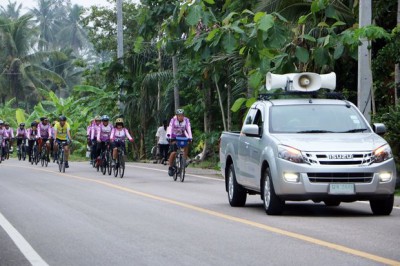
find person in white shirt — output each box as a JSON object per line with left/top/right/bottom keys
{"left": 156, "top": 120, "right": 169, "bottom": 164}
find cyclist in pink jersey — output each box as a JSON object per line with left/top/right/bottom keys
{"left": 16, "top": 123, "right": 28, "bottom": 150}
{"left": 167, "top": 109, "right": 193, "bottom": 176}
{"left": 38, "top": 117, "right": 52, "bottom": 161}
{"left": 110, "top": 118, "right": 133, "bottom": 165}
{"left": 27, "top": 122, "right": 39, "bottom": 162}
{"left": 0, "top": 120, "right": 9, "bottom": 160}
{"left": 96, "top": 115, "right": 113, "bottom": 160}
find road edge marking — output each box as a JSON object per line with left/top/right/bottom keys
{"left": 0, "top": 211, "right": 49, "bottom": 266}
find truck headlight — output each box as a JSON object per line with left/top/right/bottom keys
{"left": 372, "top": 144, "right": 392, "bottom": 164}
{"left": 278, "top": 145, "right": 306, "bottom": 164}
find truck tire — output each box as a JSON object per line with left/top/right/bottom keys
{"left": 227, "top": 164, "right": 247, "bottom": 207}
{"left": 262, "top": 168, "right": 284, "bottom": 215}
{"left": 370, "top": 194, "right": 394, "bottom": 215}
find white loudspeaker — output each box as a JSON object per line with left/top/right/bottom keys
{"left": 292, "top": 73, "right": 321, "bottom": 92}
{"left": 266, "top": 72, "right": 288, "bottom": 91}
{"left": 320, "top": 72, "right": 336, "bottom": 90}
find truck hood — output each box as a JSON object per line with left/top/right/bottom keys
{"left": 272, "top": 133, "right": 387, "bottom": 152}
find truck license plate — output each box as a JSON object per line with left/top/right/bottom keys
{"left": 329, "top": 184, "right": 355, "bottom": 195}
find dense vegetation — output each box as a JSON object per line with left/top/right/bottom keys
{"left": 0, "top": 0, "right": 399, "bottom": 168}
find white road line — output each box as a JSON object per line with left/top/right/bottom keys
{"left": 0, "top": 211, "right": 49, "bottom": 266}
{"left": 126, "top": 164, "right": 224, "bottom": 182}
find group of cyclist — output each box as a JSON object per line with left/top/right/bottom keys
{"left": 86, "top": 115, "right": 134, "bottom": 168}
{"left": 0, "top": 116, "right": 72, "bottom": 167}
{"left": 0, "top": 108, "right": 193, "bottom": 178}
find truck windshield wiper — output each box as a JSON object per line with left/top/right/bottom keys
{"left": 341, "top": 128, "right": 368, "bottom": 133}
{"left": 296, "top": 130, "right": 334, "bottom": 133}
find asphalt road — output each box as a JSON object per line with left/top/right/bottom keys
{"left": 0, "top": 158, "right": 399, "bottom": 266}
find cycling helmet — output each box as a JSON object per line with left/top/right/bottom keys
{"left": 31, "top": 122, "right": 38, "bottom": 127}
{"left": 20, "top": 123, "right": 25, "bottom": 127}
{"left": 59, "top": 115, "right": 67, "bottom": 121}
{"left": 115, "top": 118, "right": 124, "bottom": 125}
{"left": 101, "top": 115, "right": 110, "bottom": 121}
{"left": 94, "top": 115, "right": 101, "bottom": 121}
{"left": 4, "top": 122, "right": 9, "bottom": 126}
{"left": 43, "top": 117, "right": 49, "bottom": 121}
{"left": 0, "top": 120, "right": 3, "bottom": 124}
{"left": 40, "top": 117, "right": 45, "bottom": 122}
{"left": 176, "top": 109, "right": 184, "bottom": 115}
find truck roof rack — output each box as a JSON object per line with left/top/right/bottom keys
{"left": 257, "top": 91, "right": 346, "bottom": 101}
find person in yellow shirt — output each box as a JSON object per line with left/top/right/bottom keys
{"left": 54, "top": 115, "right": 72, "bottom": 168}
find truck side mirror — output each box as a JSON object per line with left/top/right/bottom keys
{"left": 242, "top": 124, "right": 260, "bottom": 137}
{"left": 373, "top": 123, "right": 386, "bottom": 135}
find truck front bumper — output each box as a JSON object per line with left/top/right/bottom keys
{"left": 273, "top": 158, "right": 397, "bottom": 201}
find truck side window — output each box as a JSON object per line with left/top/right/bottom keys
{"left": 253, "top": 110, "right": 263, "bottom": 136}
{"left": 245, "top": 109, "right": 256, "bottom": 125}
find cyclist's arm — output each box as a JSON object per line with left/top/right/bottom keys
{"left": 125, "top": 128, "right": 134, "bottom": 142}
{"left": 37, "top": 125, "right": 42, "bottom": 138}
{"left": 53, "top": 126, "right": 58, "bottom": 140}
{"left": 66, "top": 128, "right": 72, "bottom": 141}
{"left": 167, "top": 118, "right": 174, "bottom": 139}
{"left": 185, "top": 118, "right": 193, "bottom": 139}
{"left": 110, "top": 128, "right": 115, "bottom": 141}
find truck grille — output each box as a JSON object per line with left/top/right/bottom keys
{"left": 307, "top": 172, "right": 373, "bottom": 183}
{"left": 304, "top": 152, "right": 373, "bottom": 166}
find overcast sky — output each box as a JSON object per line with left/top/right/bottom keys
{"left": 0, "top": 0, "right": 140, "bottom": 11}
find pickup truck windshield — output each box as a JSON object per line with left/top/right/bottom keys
{"left": 269, "top": 104, "right": 371, "bottom": 134}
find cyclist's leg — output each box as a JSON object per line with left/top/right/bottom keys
{"left": 168, "top": 142, "right": 178, "bottom": 176}
{"left": 112, "top": 142, "right": 118, "bottom": 160}
{"left": 27, "top": 140, "right": 34, "bottom": 161}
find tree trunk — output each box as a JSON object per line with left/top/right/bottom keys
{"left": 214, "top": 75, "right": 227, "bottom": 131}
{"left": 200, "top": 83, "right": 212, "bottom": 161}
{"left": 157, "top": 48, "right": 162, "bottom": 121}
{"left": 172, "top": 56, "right": 180, "bottom": 110}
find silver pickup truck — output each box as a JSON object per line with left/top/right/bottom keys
{"left": 219, "top": 72, "right": 397, "bottom": 215}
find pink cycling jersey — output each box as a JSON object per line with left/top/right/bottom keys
{"left": 90, "top": 124, "right": 101, "bottom": 140}
{"left": 16, "top": 128, "right": 28, "bottom": 138}
{"left": 0, "top": 127, "right": 9, "bottom": 142}
{"left": 110, "top": 128, "right": 133, "bottom": 142}
{"left": 27, "top": 128, "right": 39, "bottom": 139}
{"left": 38, "top": 123, "right": 51, "bottom": 139}
{"left": 4, "top": 127, "right": 14, "bottom": 139}
{"left": 167, "top": 116, "right": 192, "bottom": 139}
{"left": 97, "top": 124, "right": 114, "bottom": 142}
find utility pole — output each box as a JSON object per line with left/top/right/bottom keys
{"left": 117, "top": 0, "right": 124, "bottom": 113}
{"left": 358, "top": 0, "right": 373, "bottom": 122}
{"left": 117, "top": 0, "right": 123, "bottom": 62}
{"left": 395, "top": 0, "right": 400, "bottom": 106}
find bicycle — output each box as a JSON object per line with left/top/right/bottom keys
{"left": 17, "top": 138, "right": 27, "bottom": 161}
{"left": 3, "top": 139, "right": 11, "bottom": 160}
{"left": 57, "top": 140, "right": 69, "bottom": 173}
{"left": 40, "top": 140, "right": 49, "bottom": 167}
{"left": 100, "top": 141, "right": 112, "bottom": 176}
{"left": 113, "top": 139, "right": 127, "bottom": 178}
{"left": 172, "top": 137, "right": 189, "bottom": 182}
{"left": 30, "top": 139, "right": 40, "bottom": 165}
{"left": 0, "top": 136, "right": 3, "bottom": 163}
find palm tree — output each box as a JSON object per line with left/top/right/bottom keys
{"left": 56, "top": 4, "right": 88, "bottom": 53}
{"left": 0, "top": 0, "right": 22, "bottom": 19}
{"left": 29, "top": 0, "right": 60, "bottom": 51}
{"left": 0, "top": 14, "right": 66, "bottom": 109}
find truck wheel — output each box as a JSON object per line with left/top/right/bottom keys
{"left": 370, "top": 194, "right": 394, "bottom": 215}
{"left": 227, "top": 164, "right": 247, "bottom": 207}
{"left": 324, "top": 200, "right": 341, "bottom": 207}
{"left": 263, "top": 168, "right": 284, "bottom": 215}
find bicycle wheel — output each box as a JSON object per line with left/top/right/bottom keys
{"left": 22, "top": 145, "right": 26, "bottom": 161}
{"left": 18, "top": 145, "right": 22, "bottom": 160}
{"left": 119, "top": 152, "right": 125, "bottom": 178}
{"left": 58, "top": 151, "right": 63, "bottom": 172}
{"left": 113, "top": 152, "right": 118, "bottom": 177}
{"left": 179, "top": 155, "right": 186, "bottom": 182}
{"left": 101, "top": 154, "right": 106, "bottom": 175}
{"left": 61, "top": 152, "right": 66, "bottom": 173}
{"left": 107, "top": 152, "right": 112, "bottom": 176}
{"left": 41, "top": 150, "right": 45, "bottom": 167}
{"left": 173, "top": 155, "right": 179, "bottom": 181}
